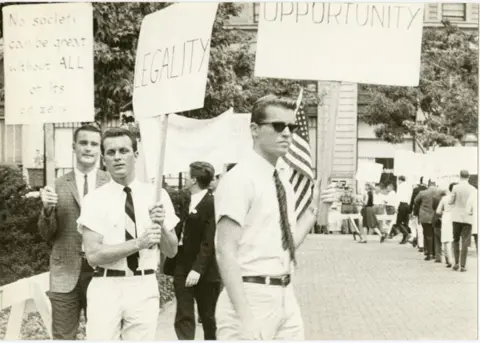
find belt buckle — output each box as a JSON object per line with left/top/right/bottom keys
{"left": 281, "top": 275, "right": 288, "bottom": 286}
{"left": 264, "top": 276, "right": 271, "bottom": 285}
{"left": 126, "top": 269, "right": 134, "bottom": 277}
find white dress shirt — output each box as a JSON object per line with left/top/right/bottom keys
{"left": 179, "top": 189, "right": 208, "bottom": 246}
{"left": 396, "top": 182, "right": 412, "bottom": 204}
{"left": 74, "top": 168, "right": 97, "bottom": 205}
{"left": 385, "top": 190, "right": 398, "bottom": 208}
{"left": 77, "top": 179, "right": 179, "bottom": 270}
{"left": 214, "top": 151, "right": 296, "bottom": 277}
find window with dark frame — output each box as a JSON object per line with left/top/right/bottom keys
{"left": 441, "top": 3, "right": 467, "bottom": 21}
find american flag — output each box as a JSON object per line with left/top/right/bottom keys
{"left": 283, "top": 89, "right": 314, "bottom": 219}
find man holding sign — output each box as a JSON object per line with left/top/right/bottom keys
{"left": 214, "top": 95, "right": 337, "bottom": 340}
{"left": 77, "top": 128, "right": 179, "bottom": 340}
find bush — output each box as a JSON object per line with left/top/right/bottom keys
{"left": 0, "top": 164, "right": 49, "bottom": 286}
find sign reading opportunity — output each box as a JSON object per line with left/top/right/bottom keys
{"left": 3, "top": 3, "right": 94, "bottom": 124}
{"left": 255, "top": 2, "right": 424, "bottom": 86}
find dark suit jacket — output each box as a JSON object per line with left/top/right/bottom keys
{"left": 38, "top": 170, "right": 110, "bottom": 293}
{"left": 410, "top": 184, "right": 427, "bottom": 215}
{"left": 164, "top": 191, "right": 220, "bottom": 282}
{"left": 414, "top": 187, "right": 442, "bottom": 224}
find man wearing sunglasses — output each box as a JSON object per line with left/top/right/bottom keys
{"left": 214, "top": 94, "right": 337, "bottom": 340}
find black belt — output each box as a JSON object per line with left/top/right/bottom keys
{"left": 242, "top": 275, "right": 291, "bottom": 287}
{"left": 93, "top": 267, "right": 155, "bottom": 277}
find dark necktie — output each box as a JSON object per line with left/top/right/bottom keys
{"left": 83, "top": 174, "right": 88, "bottom": 197}
{"left": 273, "top": 170, "right": 296, "bottom": 265}
{"left": 124, "top": 187, "right": 139, "bottom": 272}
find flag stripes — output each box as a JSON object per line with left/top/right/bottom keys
{"left": 284, "top": 90, "right": 314, "bottom": 219}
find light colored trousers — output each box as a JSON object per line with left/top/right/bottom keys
{"left": 216, "top": 282, "right": 304, "bottom": 340}
{"left": 86, "top": 274, "right": 159, "bottom": 340}
{"left": 410, "top": 216, "right": 424, "bottom": 248}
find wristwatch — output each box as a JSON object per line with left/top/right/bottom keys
{"left": 308, "top": 206, "right": 318, "bottom": 216}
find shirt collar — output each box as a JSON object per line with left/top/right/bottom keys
{"left": 191, "top": 189, "right": 208, "bottom": 208}
{"left": 250, "top": 150, "right": 277, "bottom": 177}
{"left": 74, "top": 167, "right": 96, "bottom": 180}
{"left": 109, "top": 178, "right": 141, "bottom": 194}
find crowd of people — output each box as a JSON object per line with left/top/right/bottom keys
{"left": 38, "top": 95, "right": 338, "bottom": 341}
{"left": 337, "top": 172, "right": 478, "bottom": 273}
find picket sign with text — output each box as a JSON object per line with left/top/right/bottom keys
{"left": 3, "top": 3, "right": 94, "bottom": 124}
{"left": 3, "top": 3, "right": 94, "bottom": 188}
{"left": 255, "top": 2, "right": 424, "bottom": 86}
{"left": 133, "top": 3, "right": 217, "bottom": 205}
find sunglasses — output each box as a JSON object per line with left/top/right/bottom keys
{"left": 257, "top": 121, "right": 299, "bottom": 133}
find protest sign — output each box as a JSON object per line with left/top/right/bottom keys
{"left": 139, "top": 109, "right": 252, "bottom": 181}
{"left": 255, "top": 2, "right": 424, "bottom": 86}
{"left": 3, "top": 3, "right": 94, "bottom": 124}
{"left": 133, "top": 3, "right": 218, "bottom": 119}
{"left": 356, "top": 160, "right": 383, "bottom": 183}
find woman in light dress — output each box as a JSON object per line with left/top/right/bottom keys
{"left": 436, "top": 183, "right": 457, "bottom": 268}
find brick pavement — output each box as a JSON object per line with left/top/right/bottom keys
{"left": 156, "top": 234, "right": 478, "bottom": 340}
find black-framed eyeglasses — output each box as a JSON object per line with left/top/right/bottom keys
{"left": 257, "top": 121, "right": 299, "bottom": 133}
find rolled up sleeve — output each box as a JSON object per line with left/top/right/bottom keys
{"left": 161, "top": 188, "right": 179, "bottom": 232}
{"left": 214, "top": 172, "right": 252, "bottom": 228}
{"left": 77, "top": 192, "right": 105, "bottom": 236}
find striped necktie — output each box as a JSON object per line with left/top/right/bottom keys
{"left": 83, "top": 174, "right": 88, "bottom": 197}
{"left": 124, "top": 186, "right": 139, "bottom": 272}
{"left": 273, "top": 170, "right": 296, "bottom": 265}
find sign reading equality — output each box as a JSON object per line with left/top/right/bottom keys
{"left": 3, "top": 3, "right": 94, "bottom": 124}
{"left": 255, "top": 2, "right": 424, "bottom": 86}
{"left": 133, "top": 3, "right": 218, "bottom": 119}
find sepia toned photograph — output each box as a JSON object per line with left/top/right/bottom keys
{"left": 0, "top": 1, "right": 477, "bottom": 341}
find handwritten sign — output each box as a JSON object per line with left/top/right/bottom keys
{"left": 133, "top": 3, "right": 218, "bottom": 119}
{"left": 3, "top": 3, "right": 94, "bottom": 124}
{"left": 255, "top": 2, "right": 424, "bottom": 86}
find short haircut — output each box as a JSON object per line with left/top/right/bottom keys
{"left": 399, "top": 176, "right": 406, "bottom": 182}
{"left": 101, "top": 127, "right": 137, "bottom": 155}
{"left": 460, "top": 170, "right": 470, "bottom": 179}
{"left": 251, "top": 95, "right": 297, "bottom": 124}
{"left": 226, "top": 163, "right": 237, "bottom": 172}
{"left": 190, "top": 161, "right": 214, "bottom": 189}
{"left": 449, "top": 182, "right": 458, "bottom": 192}
{"left": 73, "top": 124, "right": 102, "bottom": 143}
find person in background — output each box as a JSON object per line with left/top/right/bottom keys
{"left": 383, "top": 182, "right": 398, "bottom": 243}
{"left": 358, "top": 183, "right": 380, "bottom": 243}
{"left": 395, "top": 176, "right": 414, "bottom": 245}
{"left": 372, "top": 183, "right": 387, "bottom": 240}
{"left": 466, "top": 191, "right": 478, "bottom": 255}
{"left": 449, "top": 170, "right": 477, "bottom": 272}
{"left": 410, "top": 177, "right": 428, "bottom": 253}
{"left": 436, "top": 183, "right": 456, "bottom": 268}
{"left": 414, "top": 180, "right": 442, "bottom": 262}
{"left": 165, "top": 161, "right": 221, "bottom": 340}
{"left": 38, "top": 124, "right": 110, "bottom": 340}
{"left": 78, "top": 128, "right": 179, "bottom": 340}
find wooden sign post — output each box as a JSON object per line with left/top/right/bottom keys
{"left": 316, "top": 81, "right": 341, "bottom": 229}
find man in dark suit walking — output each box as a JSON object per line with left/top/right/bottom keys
{"left": 164, "top": 161, "right": 221, "bottom": 340}
{"left": 38, "top": 124, "right": 110, "bottom": 339}
{"left": 414, "top": 180, "right": 443, "bottom": 261}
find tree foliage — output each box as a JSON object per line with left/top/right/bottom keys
{"left": 359, "top": 21, "right": 478, "bottom": 148}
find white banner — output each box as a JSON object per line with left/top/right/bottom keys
{"left": 138, "top": 109, "right": 253, "bottom": 180}
{"left": 356, "top": 160, "right": 383, "bottom": 183}
{"left": 3, "top": 3, "right": 94, "bottom": 124}
{"left": 133, "top": 3, "right": 218, "bottom": 119}
{"left": 255, "top": 2, "right": 424, "bottom": 86}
